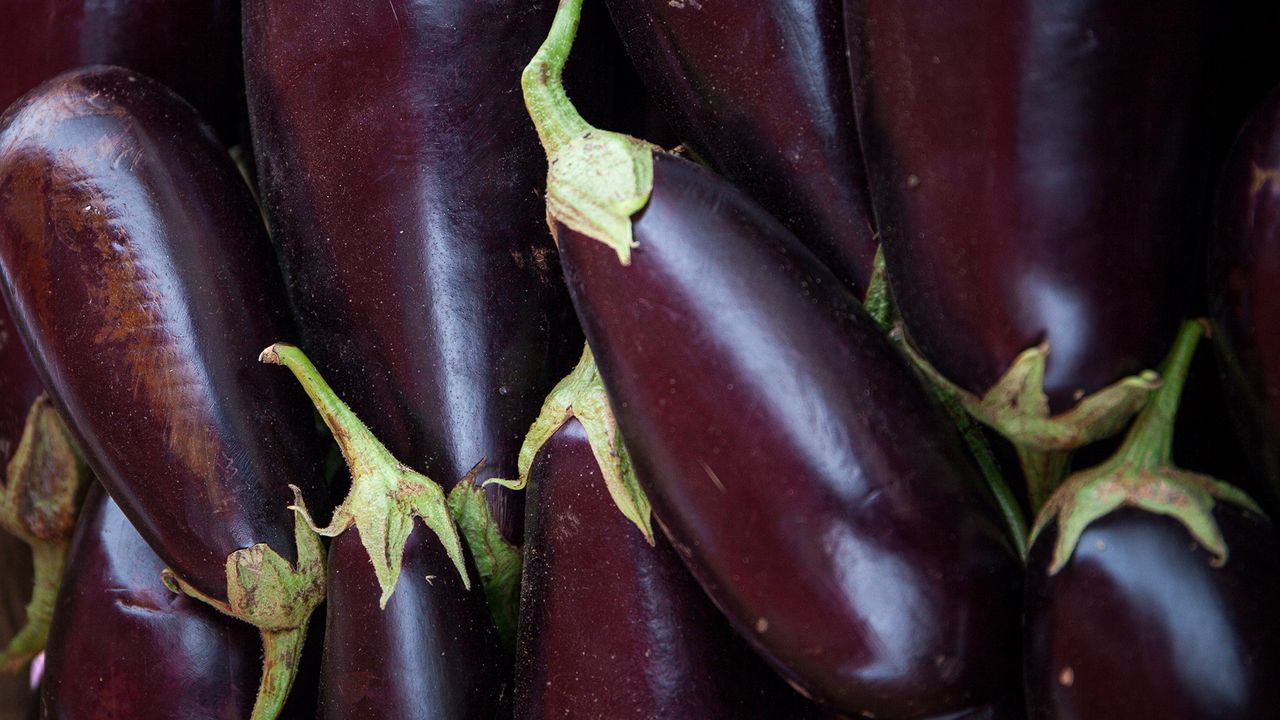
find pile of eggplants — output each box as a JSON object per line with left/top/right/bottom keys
{"left": 0, "top": 0, "right": 1276, "bottom": 718}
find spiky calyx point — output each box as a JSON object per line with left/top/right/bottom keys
{"left": 259, "top": 343, "right": 469, "bottom": 606}
{"left": 1030, "top": 320, "right": 1265, "bottom": 574}
{"left": 488, "top": 343, "right": 653, "bottom": 543}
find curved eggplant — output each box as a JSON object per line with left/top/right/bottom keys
{"left": 604, "top": 0, "right": 877, "bottom": 294}
{"left": 1, "top": 0, "right": 243, "bottom": 142}
{"left": 1026, "top": 507, "right": 1280, "bottom": 720}
{"left": 1026, "top": 321, "right": 1278, "bottom": 719}
{"left": 0, "top": 67, "right": 327, "bottom": 719}
{"left": 1211, "top": 83, "right": 1280, "bottom": 512}
{"left": 243, "top": 0, "right": 580, "bottom": 550}
{"left": 40, "top": 485, "right": 259, "bottom": 719}
{"left": 521, "top": 4, "right": 1022, "bottom": 716}
{"left": 515, "top": 417, "right": 815, "bottom": 718}
{"left": 319, "top": 526, "right": 505, "bottom": 719}
{"left": 847, "top": 0, "right": 1201, "bottom": 498}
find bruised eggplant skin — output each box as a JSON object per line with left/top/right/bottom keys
{"left": 848, "top": 0, "right": 1201, "bottom": 411}
{"left": 0, "top": 67, "right": 327, "bottom": 602}
{"left": 556, "top": 152, "right": 1021, "bottom": 718}
{"left": 1, "top": 0, "right": 243, "bottom": 142}
{"left": 243, "top": 0, "right": 581, "bottom": 544}
{"left": 605, "top": 0, "right": 876, "bottom": 294}
{"left": 318, "top": 526, "right": 505, "bottom": 719}
{"left": 515, "top": 418, "right": 816, "bottom": 719}
{"left": 1211, "top": 85, "right": 1280, "bottom": 512}
{"left": 1025, "top": 507, "right": 1280, "bottom": 719}
{"left": 40, "top": 485, "right": 259, "bottom": 719}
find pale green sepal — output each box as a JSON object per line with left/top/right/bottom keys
{"left": 0, "top": 395, "right": 91, "bottom": 672}
{"left": 1032, "top": 462, "right": 1262, "bottom": 575}
{"left": 863, "top": 245, "right": 898, "bottom": 330}
{"left": 259, "top": 343, "right": 470, "bottom": 606}
{"left": 447, "top": 480, "right": 522, "bottom": 652}
{"left": 546, "top": 130, "right": 655, "bottom": 265}
{"left": 893, "top": 327, "right": 1161, "bottom": 451}
{"left": 488, "top": 344, "right": 654, "bottom": 544}
{"left": 162, "top": 516, "right": 326, "bottom": 720}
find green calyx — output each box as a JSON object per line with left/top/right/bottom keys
{"left": 489, "top": 343, "right": 653, "bottom": 543}
{"left": 259, "top": 343, "right": 469, "bottom": 606}
{"left": 447, "top": 479, "right": 522, "bottom": 653}
{"left": 0, "top": 395, "right": 90, "bottom": 672}
{"left": 522, "top": 0, "right": 655, "bottom": 264}
{"left": 163, "top": 516, "right": 326, "bottom": 720}
{"left": 1030, "top": 320, "right": 1264, "bottom": 574}
{"left": 893, "top": 325, "right": 1160, "bottom": 508}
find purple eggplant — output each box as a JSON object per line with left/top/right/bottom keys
{"left": 243, "top": 0, "right": 580, "bottom": 550}
{"left": 1, "top": 0, "right": 243, "bottom": 142}
{"left": 847, "top": 0, "right": 1202, "bottom": 503}
{"left": 0, "top": 302, "right": 89, "bottom": 674}
{"left": 1026, "top": 321, "right": 1279, "bottom": 719}
{"left": 0, "top": 67, "right": 328, "bottom": 719}
{"left": 520, "top": 3, "right": 1022, "bottom": 716}
{"left": 603, "top": 0, "right": 877, "bottom": 295}
{"left": 40, "top": 485, "right": 260, "bottom": 719}
{"left": 1211, "top": 83, "right": 1280, "bottom": 512}
{"left": 318, "top": 526, "right": 506, "bottom": 719}
{"left": 514, "top": 402, "right": 815, "bottom": 718}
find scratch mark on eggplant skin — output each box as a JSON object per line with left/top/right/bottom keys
{"left": 698, "top": 459, "right": 727, "bottom": 494}
{"left": 1250, "top": 164, "right": 1280, "bottom": 197}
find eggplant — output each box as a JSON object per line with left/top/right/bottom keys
{"left": 1, "top": 0, "right": 243, "bottom": 142}
{"left": 40, "top": 485, "right": 259, "bottom": 719}
{"left": 1026, "top": 321, "right": 1279, "bottom": 719}
{"left": 847, "top": 0, "right": 1203, "bottom": 503}
{"left": 520, "top": 3, "right": 1022, "bottom": 716}
{"left": 515, "top": 409, "right": 815, "bottom": 718}
{"left": 603, "top": 0, "right": 877, "bottom": 295}
{"left": 0, "top": 67, "right": 328, "bottom": 720}
{"left": 243, "top": 0, "right": 580, "bottom": 553}
{"left": 0, "top": 302, "right": 89, "bottom": 674}
{"left": 318, "top": 526, "right": 506, "bottom": 719}
{"left": 1211, "top": 83, "right": 1280, "bottom": 513}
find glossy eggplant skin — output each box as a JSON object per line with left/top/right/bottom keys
{"left": 556, "top": 152, "right": 1021, "bottom": 718}
{"left": 0, "top": 67, "right": 327, "bottom": 602}
{"left": 40, "top": 485, "right": 260, "bottom": 719}
{"left": 1211, "top": 85, "right": 1280, "bottom": 512}
{"left": 319, "top": 526, "right": 506, "bottom": 719}
{"left": 515, "top": 418, "right": 816, "bottom": 719}
{"left": 605, "top": 0, "right": 876, "bottom": 295}
{"left": 848, "top": 0, "right": 1201, "bottom": 411}
{"left": 1, "top": 0, "right": 243, "bottom": 142}
{"left": 1025, "top": 507, "right": 1280, "bottom": 719}
{"left": 243, "top": 0, "right": 580, "bottom": 544}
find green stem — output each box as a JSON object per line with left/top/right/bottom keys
{"left": 1123, "top": 319, "right": 1204, "bottom": 472}
{"left": 1018, "top": 446, "right": 1072, "bottom": 514}
{"left": 250, "top": 626, "right": 309, "bottom": 720}
{"left": 0, "top": 541, "right": 63, "bottom": 672}
{"left": 521, "top": 0, "right": 590, "bottom": 158}
{"left": 863, "top": 246, "right": 898, "bottom": 330}
{"left": 938, "top": 394, "right": 1028, "bottom": 558}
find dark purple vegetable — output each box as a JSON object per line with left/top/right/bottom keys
{"left": 605, "top": 0, "right": 876, "bottom": 295}
{"left": 1211, "top": 83, "right": 1280, "bottom": 513}
{"left": 1026, "top": 321, "right": 1279, "bottom": 719}
{"left": 41, "top": 485, "right": 259, "bottom": 719}
{"left": 318, "top": 526, "right": 506, "bottom": 719}
{"left": 1, "top": 0, "right": 243, "bottom": 142}
{"left": 847, "top": 0, "right": 1202, "bottom": 502}
{"left": 515, "top": 415, "right": 815, "bottom": 718}
{"left": 243, "top": 0, "right": 580, "bottom": 549}
{"left": 0, "top": 66, "right": 328, "bottom": 719}
{"left": 521, "top": 3, "right": 1022, "bottom": 716}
